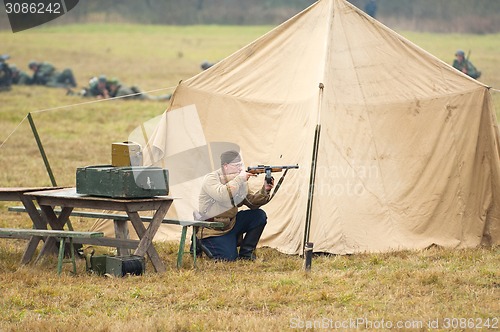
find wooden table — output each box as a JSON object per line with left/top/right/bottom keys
{"left": 24, "top": 188, "right": 173, "bottom": 273}
{"left": 0, "top": 187, "right": 66, "bottom": 264}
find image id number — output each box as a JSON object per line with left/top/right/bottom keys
{"left": 5, "top": 2, "right": 62, "bottom": 14}
{"left": 442, "top": 317, "right": 498, "bottom": 329}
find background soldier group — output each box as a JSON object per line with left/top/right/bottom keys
{"left": 1, "top": 55, "right": 170, "bottom": 101}
{"left": 1, "top": 49, "right": 482, "bottom": 96}
{"left": 0, "top": 54, "right": 77, "bottom": 91}
{"left": 79, "top": 75, "right": 171, "bottom": 101}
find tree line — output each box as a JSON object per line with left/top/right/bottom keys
{"left": 1, "top": 0, "right": 499, "bottom": 33}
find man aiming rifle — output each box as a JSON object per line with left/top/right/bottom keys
{"left": 196, "top": 150, "right": 298, "bottom": 261}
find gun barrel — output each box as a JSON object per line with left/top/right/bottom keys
{"left": 246, "top": 164, "right": 299, "bottom": 174}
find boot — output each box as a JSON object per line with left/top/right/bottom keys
{"left": 189, "top": 227, "right": 214, "bottom": 259}
{"left": 238, "top": 224, "right": 265, "bottom": 260}
{"left": 189, "top": 237, "right": 202, "bottom": 257}
{"left": 189, "top": 237, "right": 215, "bottom": 259}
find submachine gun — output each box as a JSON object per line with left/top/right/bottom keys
{"left": 246, "top": 164, "right": 299, "bottom": 198}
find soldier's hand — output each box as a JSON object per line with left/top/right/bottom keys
{"left": 245, "top": 172, "right": 256, "bottom": 181}
{"left": 264, "top": 177, "right": 274, "bottom": 191}
{"left": 238, "top": 169, "right": 255, "bottom": 181}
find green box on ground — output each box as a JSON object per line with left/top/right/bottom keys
{"left": 106, "top": 255, "right": 145, "bottom": 277}
{"left": 76, "top": 165, "right": 169, "bottom": 198}
{"left": 89, "top": 255, "right": 107, "bottom": 275}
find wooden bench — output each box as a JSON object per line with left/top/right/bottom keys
{"left": 7, "top": 206, "right": 224, "bottom": 268}
{"left": 0, "top": 228, "right": 103, "bottom": 275}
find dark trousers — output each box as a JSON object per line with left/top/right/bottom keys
{"left": 201, "top": 209, "right": 267, "bottom": 261}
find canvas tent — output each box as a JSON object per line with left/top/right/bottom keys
{"left": 92, "top": 0, "right": 500, "bottom": 254}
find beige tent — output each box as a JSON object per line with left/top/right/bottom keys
{"left": 93, "top": 0, "right": 500, "bottom": 254}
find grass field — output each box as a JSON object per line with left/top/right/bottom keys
{"left": 0, "top": 24, "right": 499, "bottom": 331}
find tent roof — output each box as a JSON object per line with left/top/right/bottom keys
{"left": 181, "top": 0, "right": 485, "bottom": 106}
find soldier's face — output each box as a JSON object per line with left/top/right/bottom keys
{"left": 224, "top": 161, "right": 244, "bottom": 174}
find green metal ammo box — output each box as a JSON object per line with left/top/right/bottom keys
{"left": 76, "top": 165, "right": 169, "bottom": 198}
{"left": 106, "top": 255, "right": 145, "bottom": 277}
{"left": 89, "top": 255, "right": 107, "bottom": 275}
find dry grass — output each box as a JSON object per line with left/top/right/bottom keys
{"left": 0, "top": 25, "right": 499, "bottom": 331}
{"left": 0, "top": 243, "right": 498, "bottom": 331}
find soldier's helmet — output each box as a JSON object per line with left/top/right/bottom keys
{"left": 28, "top": 61, "right": 39, "bottom": 69}
{"left": 200, "top": 61, "right": 213, "bottom": 70}
{"left": 455, "top": 50, "right": 465, "bottom": 57}
{"left": 98, "top": 75, "right": 107, "bottom": 83}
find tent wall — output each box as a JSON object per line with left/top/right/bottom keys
{"left": 310, "top": 88, "right": 500, "bottom": 253}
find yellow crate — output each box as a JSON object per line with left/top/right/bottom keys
{"left": 111, "top": 141, "right": 142, "bottom": 167}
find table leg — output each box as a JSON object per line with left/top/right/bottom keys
{"left": 176, "top": 226, "right": 187, "bottom": 269}
{"left": 192, "top": 227, "right": 197, "bottom": 268}
{"left": 22, "top": 235, "right": 44, "bottom": 264}
{"left": 57, "top": 237, "right": 66, "bottom": 275}
{"left": 114, "top": 218, "right": 130, "bottom": 256}
{"left": 55, "top": 236, "right": 77, "bottom": 275}
{"left": 18, "top": 195, "right": 48, "bottom": 264}
{"left": 19, "top": 195, "right": 47, "bottom": 229}
{"left": 37, "top": 206, "right": 74, "bottom": 261}
{"left": 40, "top": 205, "right": 73, "bottom": 230}
{"left": 69, "top": 238, "right": 77, "bottom": 274}
{"left": 127, "top": 201, "right": 171, "bottom": 273}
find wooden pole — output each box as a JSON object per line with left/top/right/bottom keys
{"left": 27, "top": 112, "right": 57, "bottom": 186}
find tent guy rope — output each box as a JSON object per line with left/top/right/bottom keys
{"left": 31, "top": 85, "right": 176, "bottom": 114}
{"left": 0, "top": 85, "right": 176, "bottom": 150}
{"left": 0, "top": 113, "right": 27, "bottom": 150}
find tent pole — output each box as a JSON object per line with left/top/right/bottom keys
{"left": 303, "top": 123, "right": 321, "bottom": 251}
{"left": 27, "top": 112, "right": 57, "bottom": 187}
{"left": 303, "top": 83, "right": 324, "bottom": 254}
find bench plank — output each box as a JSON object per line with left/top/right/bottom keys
{"left": 7, "top": 205, "right": 225, "bottom": 270}
{"left": 0, "top": 228, "right": 104, "bottom": 238}
{"left": 8, "top": 206, "right": 224, "bottom": 228}
{"left": 0, "top": 227, "right": 103, "bottom": 275}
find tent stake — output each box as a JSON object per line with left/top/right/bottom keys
{"left": 304, "top": 242, "right": 313, "bottom": 271}
{"left": 27, "top": 112, "right": 57, "bottom": 187}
